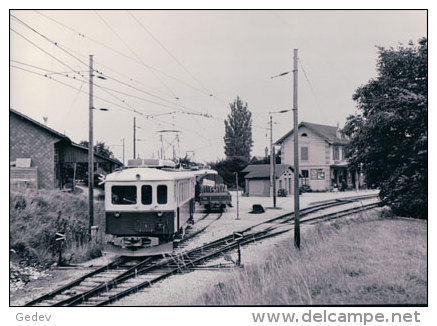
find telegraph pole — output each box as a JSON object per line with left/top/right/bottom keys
{"left": 235, "top": 172, "right": 240, "bottom": 220}
{"left": 122, "top": 138, "right": 125, "bottom": 166}
{"left": 133, "top": 117, "right": 136, "bottom": 159}
{"left": 269, "top": 115, "right": 277, "bottom": 208}
{"left": 293, "top": 49, "right": 300, "bottom": 249}
{"left": 88, "top": 54, "right": 94, "bottom": 236}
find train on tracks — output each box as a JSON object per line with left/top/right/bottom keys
{"left": 104, "top": 159, "right": 196, "bottom": 255}
{"left": 193, "top": 169, "right": 232, "bottom": 211}
{"left": 103, "top": 160, "right": 231, "bottom": 255}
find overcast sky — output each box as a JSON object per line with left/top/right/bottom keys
{"left": 10, "top": 10, "right": 427, "bottom": 163}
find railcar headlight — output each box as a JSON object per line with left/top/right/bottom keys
{"left": 157, "top": 211, "right": 163, "bottom": 217}
{"left": 114, "top": 211, "right": 121, "bottom": 218}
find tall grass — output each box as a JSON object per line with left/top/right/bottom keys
{"left": 10, "top": 189, "right": 105, "bottom": 266}
{"left": 196, "top": 211, "right": 427, "bottom": 305}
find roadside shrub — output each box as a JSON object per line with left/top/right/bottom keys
{"left": 10, "top": 189, "right": 105, "bottom": 266}
{"left": 277, "top": 188, "right": 287, "bottom": 197}
{"left": 300, "top": 185, "right": 312, "bottom": 193}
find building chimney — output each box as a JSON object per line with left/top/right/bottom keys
{"left": 43, "top": 117, "right": 48, "bottom": 125}
{"left": 336, "top": 122, "right": 341, "bottom": 139}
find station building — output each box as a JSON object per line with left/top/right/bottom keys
{"left": 275, "top": 121, "right": 361, "bottom": 192}
{"left": 10, "top": 108, "right": 123, "bottom": 190}
{"left": 242, "top": 164, "right": 294, "bottom": 197}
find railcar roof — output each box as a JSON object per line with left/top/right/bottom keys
{"left": 191, "top": 169, "right": 218, "bottom": 175}
{"left": 105, "top": 168, "right": 195, "bottom": 182}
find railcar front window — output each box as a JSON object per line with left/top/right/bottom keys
{"left": 112, "top": 186, "right": 137, "bottom": 205}
{"left": 141, "top": 185, "right": 152, "bottom": 205}
{"left": 157, "top": 185, "right": 167, "bottom": 204}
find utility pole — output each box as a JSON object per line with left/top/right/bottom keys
{"left": 88, "top": 54, "right": 94, "bottom": 236}
{"left": 133, "top": 117, "right": 136, "bottom": 159}
{"left": 269, "top": 115, "right": 277, "bottom": 208}
{"left": 122, "top": 138, "right": 125, "bottom": 166}
{"left": 235, "top": 172, "right": 240, "bottom": 220}
{"left": 293, "top": 49, "right": 300, "bottom": 249}
{"left": 160, "top": 134, "right": 164, "bottom": 159}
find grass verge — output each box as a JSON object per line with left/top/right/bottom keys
{"left": 10, "top": 189, "right": 105, "bottom": 267}
{"left": 196, "top": 210, "right": 427, "bottom": 305}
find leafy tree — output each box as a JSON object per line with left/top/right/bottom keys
{"left": 224, "top": 96, "right": 253, "bottom": 161}
{"left": 343, "top": 38, "right": 427, "bottom": 219}
{"left": 208, "top": 157, "right": 248, "bottom": 189}
{"left": 79, "top": 141, "right": 113, "bottom": 158}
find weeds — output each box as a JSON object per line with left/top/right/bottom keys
{"left": 10, "top": 189, "right": 105, "bottom": 267}
{"left": 196, "top": 210, "right": 427, "bottom": 305}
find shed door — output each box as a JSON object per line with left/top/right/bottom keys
{"left": 249, "top": 180, "right": 268, "bottom": 196}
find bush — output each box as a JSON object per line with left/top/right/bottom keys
{"left": 277, "top": 188, "right": 287, "bottom": 197}
{"left": 10, "top": 189, "right": 105, "bottom": 266}
{"left": 300, "top": 185, "right": 312, "bottom": 193}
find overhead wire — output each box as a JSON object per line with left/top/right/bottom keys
{"left": 34, "top": 10, "right": 221, "bottom": 98}
{"left": 93, "top": 10, "right": 178, "bottom": 99}
{"left": 11, "top": 12, "right": 244, "bottom": 156}
{"left": 11, "top": 14, "right": 89, "bottom": 69}
{"left": 33, "top": 10, "right": 175, "bottom": 99}
{"left": 11, "top": 64, "right": 217, "bottom": 146}
{"left": 11, "top": 13, "right": 215, "bottom": 119}
{"left": 27, "top": 10, "right": 242, "bottom": 127}
{"left": 127, "top": 10, "right": 211, "bottom": 94}
{"left": 10, "top": 28, "right": 85, "bottom": 80}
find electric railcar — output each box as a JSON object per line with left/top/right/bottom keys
{"left": 104, "top": 160, "right": 196, "bottom": 255}
{"left": 193, "top": 169, "right": 232, "bottom": 211}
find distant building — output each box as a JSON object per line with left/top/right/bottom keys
{"left": 275, "top": 121, "right": 359, "bottom": 191}
{"left": 242, "top": 164, "right": 294, "bottom": 197}
{"left": 10, "top": 108, "right": 123, "bottom": 190}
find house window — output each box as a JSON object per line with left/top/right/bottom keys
{"left": 333, "top": 146, "right": 340, "bottom": 160}
{"left": 301, "top": 170, "right": 309, "bottom": 185}
{"left": 310, "top": 169, "right": 325, "bottom": 180}
{"left": 301, "top": 133, "right": 308, "bottom": 137}
{"left": 301, "top": 147, "right": 308, "bottom": 161}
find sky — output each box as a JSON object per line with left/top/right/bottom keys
{"left": 10, "top": 10, "right": 427, "bottom": 163}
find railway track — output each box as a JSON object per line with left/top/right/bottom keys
{"left": 25, "top": 193, "right": 379, "bottom": 307}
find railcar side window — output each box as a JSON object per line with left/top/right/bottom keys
{"left": 157, "top": 185, "right": 167, "bottom": 204}
{"left": 112, "top": 186, "right": 137, "bottom": 205}
{"left": 141, "top": 185, "right": 152, "bottom": 205}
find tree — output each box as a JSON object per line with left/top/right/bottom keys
{"left": 343, "top": 38, "right": 427, "bottom": 219}
{"left": 79, "top": 141, "right": 113, "bottom": 158}
{"left": 208, "top": 157, "right": 248, "bottom": 189}
{"left": 224, "top": 96, "right": 253, "bottom": 161}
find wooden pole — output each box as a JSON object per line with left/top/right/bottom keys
{"left": 72, "top": 162, "right": 76, "bottom": 191}
{"left": 270, "top": 115, "right": 274, "bottom": 200}
{"left": 88, "top": 54, "right": 94, "bottom": 235}
{"left": 293, "top": 49, "right": 300, "bottom": 249}
{"left": 235, "top": 172, "right": 240, "bottom": 220}
{"left": 133, "top": 117, "right": 136, "bottom": 159}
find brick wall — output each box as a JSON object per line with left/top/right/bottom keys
{"left": 10, "top": 113, "right": 61, "bottom": 189}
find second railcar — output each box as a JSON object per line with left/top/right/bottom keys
{"left": 194, "top": 170, "right": 232, "bottom": 211}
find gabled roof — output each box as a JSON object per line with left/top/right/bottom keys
{"left": 10, "top": 108, "right": 122, "bottom": 166}
{"left": 71, "top": 143, "right": 123, "bottom": 166}
{"left": 10, "top": 108, "right": 71, "bottom": 142}
{"left": 275, "top": 121, "right": 349, "bottom": 145}
{"left": 244, "top": 164, "right": 294, "bottom": 179}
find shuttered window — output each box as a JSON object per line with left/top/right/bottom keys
{"left": 301, "top": 147, "right": 309, "bottom": 161}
